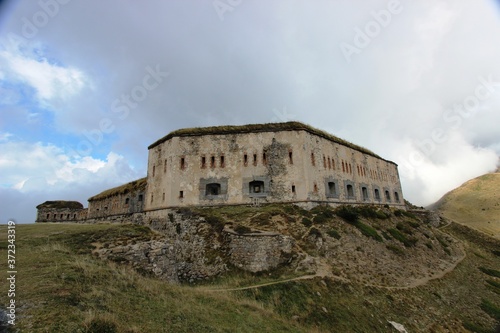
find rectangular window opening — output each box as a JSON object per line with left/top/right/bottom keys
{"left": 220, "top": 155, "right": 225, "bottom": 168}
{"left": 180, "top": 157, "right": 185, "bottom": 170}
{"left": 288, "top": 151, "right": 293, "bottom": 164}
{"left": 179, "top": 191, "right": 184, "bottom": 198}
{"left": 292, "top": 185, "right": 296, "bottom": 193}
{"left": 244, "top": 154, "right": 248, "bottom": 166}
{"left": 211, "top": 156, "right": 215, "bottom": 168}
{"left": 253, "top": 154, "right": 257, "bottom": 166}
{"left": 201, "top": 156, "right": 206, "bottom": 168}
{"left": 328, "top": 182, "right": 336, "bottom": 197}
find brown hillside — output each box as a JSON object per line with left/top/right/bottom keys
{"left": 430, "top": 171, "right": 500, "bottom": 239}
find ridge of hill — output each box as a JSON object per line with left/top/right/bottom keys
{"left": 429, "top": 170, "right": 500, "bottom": 239}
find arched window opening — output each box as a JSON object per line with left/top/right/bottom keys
{"left": 374, "top": 189, "right": 381, "bottom": 201}
{"left": 362, "top": 187, "right": 369, "bottom": 201}
{"left": 346, "top": 184, "right": 354, "bottom": 199}
{"left": 385, "top": 190, "right": 391, "bottom": 202}
{"left": 328, "top": 182, "right": 337, "bottom": 197}
{"left": 394, "top": 192, "right": 400, "bottom": 203}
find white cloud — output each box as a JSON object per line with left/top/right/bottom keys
{"left": 0, "top": 141, "right": 141, "bottom": 192}
{"left": 0, "top": 132, "right": 13, "bottom": 142}
{"left": 0, "top": 40, "right": 87, "bottom": 102}
{"left": 0, "top": 140, "right": 143, "bottom": 222}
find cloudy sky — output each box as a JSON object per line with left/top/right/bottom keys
{"left": 1, "top": 0, "right": 499, "bottom": 223}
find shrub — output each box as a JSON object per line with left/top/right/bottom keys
{"left": 386, "top": 244, "right": 405, "bottom": 256}
{"left": 486, "top": 279, "right": 500, "bottom": 294}
{"left": 461, "top": 321, "right": 492, "bottom": 333}
{"left": 381, "top": 231, "right": 392, "bottom": 240}
{"left": 407, "top": 220, "right": 420, "bottom": 228}
{"left": 313, "top": 214, "right": 328, "bottom": 224}
{"left": 335, "top": 205, "right": 359, "bottom": 223}
{"left": 354, "top": 221, "right": 383, "bottom": 242}
{"left": 327, "top": 229, "right": 341, "bottom": 240}
{"left": 250, "top": 212, "right": 272, "bottom": 225}
{"left": 479, "top": 267, "right": 500, "bottom": 278}
{"left": 205, "top": 215, "right": 225, "bottom": 232}
{"left": 388, "top": 228, "right": 417, "bottom": 247}
{"left": 301, "top": 218, "right": 313, "bottom": 227}
{"left": 310, "top": 205, "right": 335, "bottom": 217}
{"left": 82, "top": 316, "right": 118, "bottom": 333}
{"left": 394, "top": 209, "right": 417, "bottom": 219}
{"left": 357, "top": 206, "right": 389, "bottom": 219}
{"left": 234, "top": 225, "right": 252, "bottom": 234}
{"left": 436, "top": 235, "right": 450, "bottom": 248}
{"left": 480, "top": 299, "right": 500, "bottom": 321}
{"left": 168, "top": 213, "right": 175, "bottom": 223}
{"left": 396, "top": 222, "right": 414, "bottom": 235}
{"left": 309, "top": 227, "right": 322, "bottom": 237}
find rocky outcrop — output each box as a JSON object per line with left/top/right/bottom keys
{"left": 94, "top": 209, "right": 297, "bottom": 283}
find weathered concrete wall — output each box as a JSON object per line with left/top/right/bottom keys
{"left": 145, "top": 129, "right": 405, "bottom": 210}
{"left": 224, "top": 229, "right": 295, "bottom": 272}
{"left": 36, "top": 207, "right": 87, "bottom": 223}
{"left": 87, "top": 179, "right": 146, "bottom": 219}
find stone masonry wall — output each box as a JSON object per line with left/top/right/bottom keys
{"left": 145, "top": 129, "right": 404, "bottom": 210}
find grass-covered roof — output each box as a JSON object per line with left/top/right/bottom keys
{"left": 36, "top": 201, "right": 84, "bottom": 210}
{"left": 88, "top": 177, "right": 147, "bottom": 201}
{"left": 148, "top": 121, "right": 393, "bottom": 163}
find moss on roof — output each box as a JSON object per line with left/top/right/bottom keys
{"left": 88, "top": 177, "right": 147, "bottom": 201}
{"left": 148, "top": 121, "right": 393, "bottom": 163}
{"left": 36, "top": 201, "right": 84, "bottom": 210}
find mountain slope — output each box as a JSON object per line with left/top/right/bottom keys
{"left": 430, "top": 170, "right": 500, "bottom": 239}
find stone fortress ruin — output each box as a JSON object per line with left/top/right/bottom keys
{"left": 36, "top": 121, "right": 405, "bottom": 223}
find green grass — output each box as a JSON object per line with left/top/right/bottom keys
{"left": 480, "top": 299, "right": 500, "bottom": 321}
{"left": 351, "top": 220, "right": 383, "bottom": 242}
{"left": 326, "top": 229, "right": 341, "bottom": 240}
{"left": 1, "top": 210, "right": 499, "bottom": 332}
{"left": 485, "top": 280, "right": 500, "bottom": 294}
{"left": 479, "top": 267, "right": 500, "bottom": 278}
{"left": 386, "top": 244, "right": 405, "bottom": 256}
{"left": 388, "top": 228, "right": 417, "bottom": 247}
{"left": 0, "top": 224, "right": 300, "bottom": 333}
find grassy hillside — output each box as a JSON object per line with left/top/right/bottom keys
{"left": 1, "top": 207, "right": 499, "bottom": 332}
{"left": 430, "top": 171, "right": 500, "bottom": 239}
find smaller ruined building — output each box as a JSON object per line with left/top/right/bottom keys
{"left": 36, "top": 201, "right": 87, "bottom": 222}
{"left": 36, "top": 121, "right": 405, "bottom": 223}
